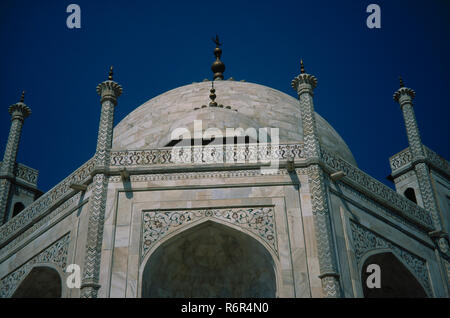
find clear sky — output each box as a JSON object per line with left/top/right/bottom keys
{"left": 0, "top": 0, "right": 449, "bottom": 192}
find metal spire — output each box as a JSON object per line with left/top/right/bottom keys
{"left": 209, "top": 81, "right": 218, "bottom": 107}
{"left": 211, "top": 35, "right": 225, "bottom": 80}
{"left": 399, "top": 76, "right": 404, "bottom": 88}
{"left": 300, "top": 59, "right": 305, "bottom": 74}
{"left": 20, "top": 90, "right": 25, "bottom": 103}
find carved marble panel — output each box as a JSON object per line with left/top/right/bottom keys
{"left": 0, "top": 233, "right": 70, "bottom": 298}
{"left": 349, "top": 221, "right": 432, "bottom": 296}
{"left": 0, "top": 159, "right": 93, "bottom": 245}
{"left": 322, "top": 148, "right": 433, "bottom": 229}
{"left": 141, "top": 207, "right": 277, "bottom": 261}
{"left": 110, "top": 143, "right": 304, "bottom": 166}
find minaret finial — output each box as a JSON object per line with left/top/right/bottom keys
{"left": 399, "top": 76, "right": 404, "bottom": 88}
{"left": 300, "top": 59, "right": 305, "bottom": 74}
{"left": 20, "top": 90, "right": 25, "bottom": 103}
{"left": 211, "top": 35, "right": 225, "bottom": 80}
{"left": 109, "top": 66, "right": 114, "bottom": 81}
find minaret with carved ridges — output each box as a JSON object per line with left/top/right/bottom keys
{"left": 394, "top": 78, "right": 449, "bottom": 255}
{"left": 0, "top": 91, "right": 31, "bottom": 224}
{"left": 291, "top": 60, "right": 342, "bottom": 297}
{"left": 80, "top": 67, "right": 122, "bottom": 298}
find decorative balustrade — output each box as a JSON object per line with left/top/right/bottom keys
{"left": 389, "top": 148, "right": 413, "bottom": 172}
{"left": 0, "top": 162, "right": 38, "bottom": 186}
{"left": 424, "top": 146, "right": 449, "bottom": 176}
{"left": 322, "top": 149, "right": 433, "bottom": 230}
{"left": 0, "top": 159, "right": 94, "bottom": 246}
{"left": 110, "top": 143, "right": 305, "bottom": 167}
{"left": 14, "top": 163, "right": 39, "bottom": 186}
{"left": 389, "top": 146, "right": 449, "bottom": 177}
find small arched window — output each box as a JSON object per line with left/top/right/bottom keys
{"left": 12, "top": 202, "right": 25, "bottom": 218}
{"left": 404, "top": 188, "right": 417, "bottom": 204}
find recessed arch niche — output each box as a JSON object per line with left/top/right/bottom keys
{"left": 12, "top": 266, "right": 62, "bottom": 298}
{"left": 141, "top": 221, "right": 276, "bottom": 298}
{"left": 361, "top": 252, "right": 428, "bottom": 298}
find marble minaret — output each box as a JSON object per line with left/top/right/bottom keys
{"left": 0, "top": 92, "right": 31, "bottom": 224}
{"left": 393, "top": 78, "right": 449, "bottom": 256}
{"left": 291, "top": 61, "right": 342, "bottom": 297}
{"left": 80, "top": 67, "right": 122, "bottom": 298}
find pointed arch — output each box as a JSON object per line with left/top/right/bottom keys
{"left": 11, "top": 265, "right": 63, "bottom": 298}
{"left": 12, "top": 202, "right": 25, "bottom": 218}
{"left": 359, "top": 249, "right": 429, "bottom": 298}
{"left": 404, "top": 188, "right": 417, "bottom": 204}
{"left": 139, "top": 219, "right": 279, "bottom": 298}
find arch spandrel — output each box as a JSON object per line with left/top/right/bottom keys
{"left": 140, "top": 206, "right": 278, "bottom": 263}
{"left": 11, "top": 265, "right": 62, "bottom": 298}
{"left": 0, "top": 233, "right": 70, "bottom": 298}
{"left": 361, "top": 251, "right": 429, "bottom": 298}
{"left": 349, "top": 221, "right": 433, "bottom": 297}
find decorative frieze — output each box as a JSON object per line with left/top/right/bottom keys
{"left": 390, "top": 146, "right": 450, "bottom": 176}
{"left": 141, "top": 207, "right": 276, "bottom": 261}
{"left": 110, "top": 143, "right": 304, "bottom": 167}
{"left": 0, "top": 233, "right": 70, "bottom": 298}
{"left": 0, "top": 162, "right": 38, "bottom": 186}
{"left": 350, "top": 221, "right": 432, "bottom": 296}
{"left": 14, "top": 163, "right": 39, "bottom": 186}
{"left": 329, "top": 181, "right": 425, "bottom": 234}
{"left": 109, "top": 168, "right": 289, "bottom": 183}
{"left": 0, "top": 159, "right": 94, "bottom": 246}
{"left": 321, "top": 148, "right": 433, "bottom": 229}
{"left": 0, "top": 193, "right": 82, "bottom": 260}
{"left": 390, "top": 148, "right": 413, "bottom": 172}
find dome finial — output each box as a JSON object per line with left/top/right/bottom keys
{"left": 399, "top": 76, "right": 404, "bottom": 88}
{"left": 211, "top": 35, "right": 225, "bottom": 80}
{"left": 209, "top": 81, "right": 218, "bottom": 107}
{"left": 20, "top": 90, "right": 25, "bottom": 103}
{"left": 300, "top": 59, "right": 305, "bottom": 74}
{"left": 109, "top": 66, "right": 114, "bottom": 81}
{"left": 212, "top": 34, "right": 222, "bottom": 48}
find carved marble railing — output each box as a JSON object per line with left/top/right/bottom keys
{"left": 389, "top": 146, "right": 449, "bottom": 177}
{"left": 424, "top": 146, "right": 449, "bottom": 176}
{"left": 0, "top": 162, "right": 39, "bottom": 187}
{"left": 322, "top": 149, "right": 433, "bottom": 230}
{"left": 110, "top": 143, "right": 305, "bottom": 167}
{"left": 0, "top": 159, "right": 94, "bottom": 246}
{"left": 14, "top": 163, "right": 39, "bottom": 186}
{"left": 389, "top": 148, "right": 413, "bottom": 172}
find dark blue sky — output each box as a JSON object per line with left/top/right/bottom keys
{"left": 0, "top": 0, "right": 449, "bottom": 192}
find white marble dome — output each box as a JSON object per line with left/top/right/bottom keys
{"left": 112, "top": 80, "right": 356, "bottom": 165}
